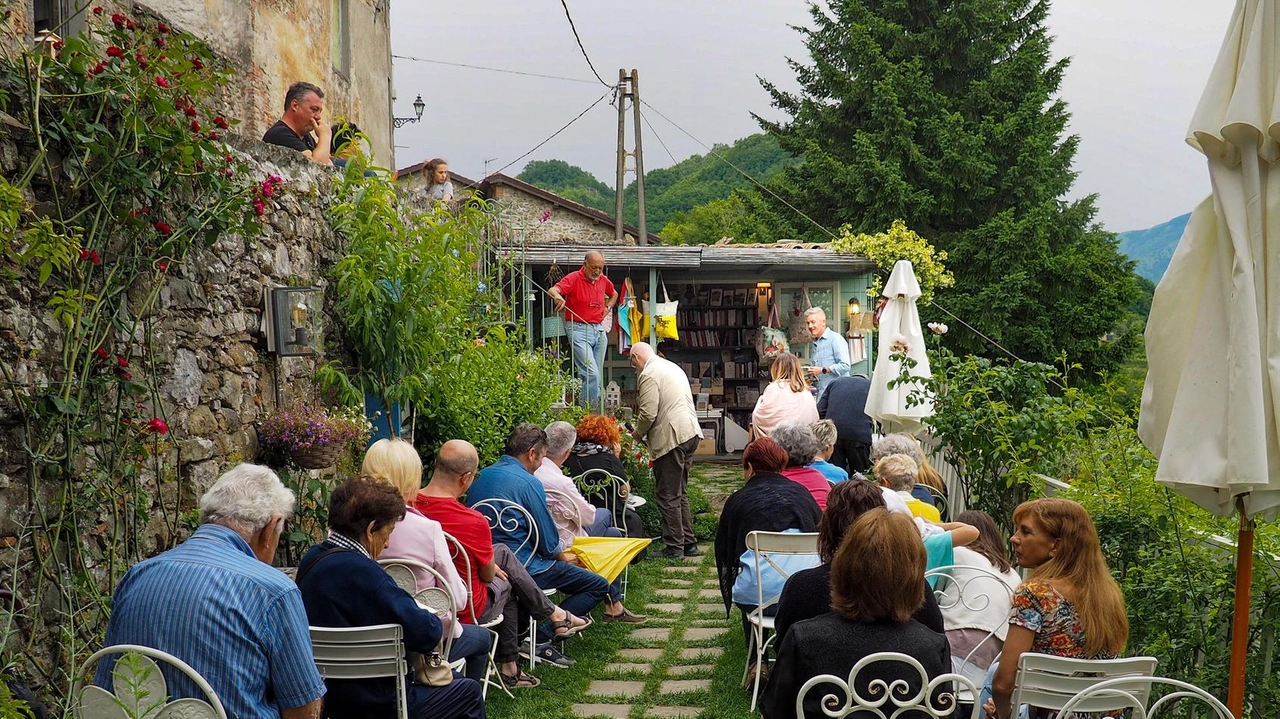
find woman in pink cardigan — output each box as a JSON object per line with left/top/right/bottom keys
{"left": 752, "top": 353, "right": 819, "bottom": 438}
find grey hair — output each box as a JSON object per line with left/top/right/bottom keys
{"left": 545, "top": 421, "right": 577, "bottom": 457}
{"left": 771, "top": 422, "right": 823, "bottom": 468}
{"left": 809, "top": 419, "right": 838, "bottom": 449}
{"left": 199, "top": 464, "right": 295, "bottom": 534}
{"left": 803, "top": 307, "right": 826, "bottom": 320}
{"left": 875, "top": 453, "right": 919, "bottom": 491}
{"left": 871, "top": 433, "right": 924, "bottom": 465}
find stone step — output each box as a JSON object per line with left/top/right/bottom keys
{"left": 573, "top": 704, "right": 632, "bottom": 719}
{"left": 587, "top": 680, "right": 646, "bottom": 698}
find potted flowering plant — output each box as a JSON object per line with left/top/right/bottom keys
{"left": 257, "top": 404, "right": 371, "bottom": 469}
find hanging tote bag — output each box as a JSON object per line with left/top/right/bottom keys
{"left": 757, "top": 300, "right": 789, "bottom": 364}
{"left": 787, "top": 286, "right": 814, "bottom": 346}
{"left": 654, "top": 275, "right": 679, "bottom": 341}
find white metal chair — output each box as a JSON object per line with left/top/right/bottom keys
{"left": 310, "top": 624, "right": 409, "bottom": 719}
{"left": 742, "top": 530, "right": 821, "bottom": 713}
{"left": 573, "top": 468, "right": 634, "bottom": 596}
{"left": 1011, "top": 653, "right": 1159, "bottom": 717}
{"left": 544, "top": 486, "right": 590, "bottom": 536}
{"left": 377, "top": 558, "right": 463, "bottom": 669}
{"left": 471, "top": 498, "right": 558, "bottom": 670}
{"left": 795, "top": 651, "right": 982, "bottom": 719}
{"left": 1057, "top": 676, "right": 1231, "bottom": 719}
{"left": 442, "top": 531, "right": 511, "bottom": 699}
{"left": 924, "top": 563, "right": 1018, "bottom": 689}
{"left": 74, "top": 644, "right": 228, "bottom": 719}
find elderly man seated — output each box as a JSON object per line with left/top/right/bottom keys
{"left": 96, "top": 464, "right": 326, "bottom": 719}
{"left": 467, "top": 425, "right": 647, "bottom": 654}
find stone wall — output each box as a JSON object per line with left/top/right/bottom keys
{"left": 0, "top": 134, "right": 348, "bottom": 542}
{"left": 491, "top": 186, "right": 625, "bottom": 246}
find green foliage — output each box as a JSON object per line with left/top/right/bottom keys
{"left": 0, "top": 13, "right": 261, "bottom": 704}
{"left": 829, "top": 219, "right": 954, "bottom": 303}
{"left": 757, "top": 0, "right": 1140, "bottom": 376}
{"left": 518, "top": 133, "right": 795, "bottom": 234}
{"left": 658, "top": 189, "right": 798, "bottom": 246}
{"left": 0, "top": 679, "right": 33, "bottom": 719}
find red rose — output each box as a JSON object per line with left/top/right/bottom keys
{"left": 191, "top": 57, "right": 204, "bottom": 70}
{"left": 92, "top": 6, "right": 103, "bottom": 14}
{"left": 261, "top": 181, "right": 274, "bottom": 198}
{"left": 117, "top": 355, "right": 129, "bottom": 368}
{"left": 89, "top": 61, "right": 107, "bottom": 76}
{"left": 158, "top": 260, "right": 169, "bottom": 273}
{"left": 154, "top": 220, "right": 172, "bottom": 235}
{"left": 106, "top": 46, "right": 124, "bottom": 59}
{"left": 213, "top": 116, "right": 228, "bottom": 129}
{"left": 93, "top": 347, "right": 109, "bottom": 361}
{"left": 156, "top": 22, "right": 169, "bottom": 33}
{"left": 208, "top": 131, "right": 220, "bottom": 140}
{"left": 126, "top": 19, "right": 135, "bottom": 29}
{"left": 183, "top": 106, "right": 196, "bottom": 117}
{"left": 253, "top": 200, "right": 265, "bottom": 216}
{"left": 110, "top": 13, "right": 125, "bottom": 27}
{"left": 155, "top": 37, "right": 166, "bottom": 49}
{"left": 154, "top": 75, "right": 168, "bottom": 88}
{"left": 189, "top": 120, "right": 200, "bottom": 133}
{"left": 147, "top": 418, "right": 169, "bottom": 434}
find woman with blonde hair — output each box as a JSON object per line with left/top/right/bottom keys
{"left": 983, "top": 498, "right": 1129, "bottom": 719}
{"left": 363, "top": 438, "right": 493, "bottom": 683}
{"left": 751, "top": 353, "right": 819, "bottom": 438}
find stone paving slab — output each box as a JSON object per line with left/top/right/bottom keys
{"left": 654, "top": 588, "right": 690, "bottom": 598}
{"left": 693, "top": 603, "right": 723, "bottom": 614}
{"left": 678, "top": 646, "right": 723, "bottom": 659}
{"left": 573, "top": 704, "right": 632, "bottom": 719}
{"left": 588, "top": 680, "right": 647, "bottom": 698}
{"left": 683, "top": 627, "right": 728, "bottom": 640}
{"left": 689, "top": 619, "right": 722, "bottom": 627}
{"left": 647, "top": 706, "right": 701, "bottom": 718}
{"left": 605, "top": 662, "right": 653, "bottom": 674}
{"left": 696, "top": 588, "right": 720, "bottom": 599}
{"left": 680, "top": 554, "right": 702, "bottom": 563}
{"left": 663, "top": 566, "right": 700, "bottom": 574}
{"left": 630, "top": 627, "right": 671, "bottom": 642}
{"left": 666, "top": 664, "right": 714, "bottom": 676}
{"left": 660, "top": 679, "right": 712, "bottom": 694}
{"left": 660, "top": 578, "right": 693, "bottom": 587}
{"left": 618, "top": 648, "right": 664, "bottom": 661}
{"left": 645, "top": 603, "right": 685, "bottom": 614}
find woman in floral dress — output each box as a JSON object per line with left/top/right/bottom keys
{"left": 982, "top": 498, "right": 1129, "bottom": 719}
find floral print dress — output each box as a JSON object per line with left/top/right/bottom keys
{"left": 1009, "top": 579, "right": 1116, "bottom": 659}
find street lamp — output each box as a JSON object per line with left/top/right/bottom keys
{"left": 393, "top": 94, "right": 425, "bottom": 129}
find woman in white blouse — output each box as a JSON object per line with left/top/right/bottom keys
{"left": 752, "top": 353, "right": 819, "bottom": 438}
{"left": 935, "top": 509, "right": 1022, "bottom": 681}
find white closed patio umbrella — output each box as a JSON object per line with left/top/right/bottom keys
{"left": 1137, "top": 1, "right": 1280, "bottom": 714}
{"left": 866, "top": 260, "right": 933, "bottom": 434}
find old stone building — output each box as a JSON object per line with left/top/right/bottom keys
{"left": 4, "top": 0, "right": 396, "bottom": 164}
{"left": 396, "top": 164, "right": 662, "bottom": 246}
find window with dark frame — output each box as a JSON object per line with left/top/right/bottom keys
{"left": 331, "top": 0, "right": 350, "bottom": 77}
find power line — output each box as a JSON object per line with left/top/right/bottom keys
{"left": 558, "top": 0, "right": 612, "bottom": 88}
{"left": 638, "top": 108, "right": 678, "bottom": 165}
{"left": 492, "top": 88, "right": 614, "bottom": 178}
{"left": 392, "top": 55, "right": 599, "bottom": 85}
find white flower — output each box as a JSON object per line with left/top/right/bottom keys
{"left": 927, "top": 322, "right": 948, "bottom": 335}
{"left": 889, "top": 334, "right": 911, "bottom": 354}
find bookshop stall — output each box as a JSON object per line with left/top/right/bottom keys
{"left": 506, "top": 243, "right": 877, "bottom": 455}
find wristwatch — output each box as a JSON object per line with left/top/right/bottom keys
{"left": 822, "top": 367, "right": 829, "bottom": 374}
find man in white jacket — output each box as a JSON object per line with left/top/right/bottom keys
{"left": 630, "top": 342, "right": 704, "bottom": 559}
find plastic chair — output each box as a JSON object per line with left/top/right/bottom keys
{"left": 74, "top": 644, "right": 228, "bottom": 719}
{"left": 310, "top": 624, "right": 409, "bottom": 719}
{"left": 742, "top": 530, "right": 820, "bottom": 712}
{"left": 1011, "top": 653, "right": 1159, "bottom": 717}
{"left": 795, "top": 651, "right": 981, "bottom": 719}
{"left": 442, "top": 531, "right": 510, "bottom": 699}
{"left": 924, "top": 563, "right": 1018, "bottom": 692}
{"left": 1057, "top": 676, "right": 1231, "bottom": 719}
{"left": 471, "top": 498, "right": 558, "bottom": 671}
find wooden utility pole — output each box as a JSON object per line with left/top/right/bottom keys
{"left": 613, "top": 69, "right": 649, "bottom": 246}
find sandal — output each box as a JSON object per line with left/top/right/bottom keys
{"left": 550, "top": 612, "right": 592, "bottom": 638}
{"left": 500, "top": 669, "right": 541, "bottom": 689}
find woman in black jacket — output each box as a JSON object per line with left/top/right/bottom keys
{"left": 562, "top": 414, "right": 646, "bottom": 540}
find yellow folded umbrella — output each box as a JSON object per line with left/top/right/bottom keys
{"left": 570, "top": 536, "right": 652, "bottom": 583}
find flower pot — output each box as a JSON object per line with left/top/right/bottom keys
{"left": 290, "top": 443, "right": 344, "bottom": 470}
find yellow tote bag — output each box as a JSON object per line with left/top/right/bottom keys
{"left": 571, "top": 536, "right": 652, "bottom": 583}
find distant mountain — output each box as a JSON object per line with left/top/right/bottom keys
{"left": 518, "top": 133, "right": 794, "bottom": 231}
{"left": 1118, "top": 213, "right": 1191, "bottom": 283}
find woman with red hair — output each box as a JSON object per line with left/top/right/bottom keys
{"left": 714, "top": 437, "right": 822, "bottom": 679}
{"left": 562, "top": 414, "right": 646, "bottom": 542}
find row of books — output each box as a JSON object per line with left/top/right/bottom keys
{"left": 722, "top": 361, "right": 762, "bottom": 379}
{"left": 679, "top": 329, "right": 753, "bottom": 348}
{"left": 680, "top": 285, "right": 762, "bottom": 308}
{"left": 676, "top": 308, "right": 759, "bottom": 328}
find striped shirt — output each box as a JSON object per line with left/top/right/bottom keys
{"left": 96, "top": 524, "right": 326, "bottom": 719}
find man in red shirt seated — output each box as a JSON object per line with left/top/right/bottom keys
{"left": 547, "top": 251, "right": 616, "bottom": 411}
{"left": 415, "top": 440, "right": 589, "bottom": 685}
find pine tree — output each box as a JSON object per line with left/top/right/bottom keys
{"left": 758, "top": 0, "right": 1138, "bottom": 374}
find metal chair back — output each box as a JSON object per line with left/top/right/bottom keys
{"left": 1011, "top": 654, "right": 1159, "bottom": 716}
{"left": 1057, "top": 676, "right": 1230, "bottom": 719}
{"left": 74, "top": 644, "right": 229, "bottom": 719}
{"left": 795, "top": 651, "right": 981, "bottom": 719}
{"left": 471, "top": 498, "right": 540, "bottom": 568}
{"left": 310, "top": 624, "right": 410, "bottom": 719}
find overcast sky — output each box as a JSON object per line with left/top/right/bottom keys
{"left": 389, "top": 0, "right": 1234, "bottom": 233}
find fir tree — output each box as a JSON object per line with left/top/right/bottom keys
{"left": 758, "top": 0, "right": 1138, "bottom": 374}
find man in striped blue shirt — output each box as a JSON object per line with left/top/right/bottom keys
{"left": 96, "top": 464, "right": 326, "bottom": 719}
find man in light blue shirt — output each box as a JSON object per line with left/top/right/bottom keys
{"left": 804, "top": 307, "right": 851, "bottom": 399}
{"left": 97, "top": 465, "right": 326, "bottom": 719}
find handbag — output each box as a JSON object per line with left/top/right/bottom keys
{"left": 757, "top": 300, "right": 789, "bottom": 364}
{"left": 787, "top": 286, "right": 814, "bottom": 346}
{"left": 654, "top": 275, "right": 679, "bottom": 341}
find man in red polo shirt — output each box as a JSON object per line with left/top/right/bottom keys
{"left": 548, "top": 251, "right": 616, "bottom": 410}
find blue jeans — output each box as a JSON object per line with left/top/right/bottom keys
{"left": 531, "top": 560, "right": 610, "bottom": 641}
{"left": 567, "top": 320, "right": 606, "bottom": 410}
{"left": 979, "top": 662, "right": 1029, "bottom": 719}
{"left": 448, "top": 623, "right": 493, "bottom": 682}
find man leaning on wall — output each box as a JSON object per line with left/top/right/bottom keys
{"left": 262, "top": 81, "right": 333, "bottom": 166}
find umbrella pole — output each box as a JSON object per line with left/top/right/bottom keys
{"left": 1228, "top": 495, "right": 1254, "bottom": 719}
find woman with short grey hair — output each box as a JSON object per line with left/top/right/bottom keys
{"left": 771, "top": 422, "right": 832, "bottom": 510}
